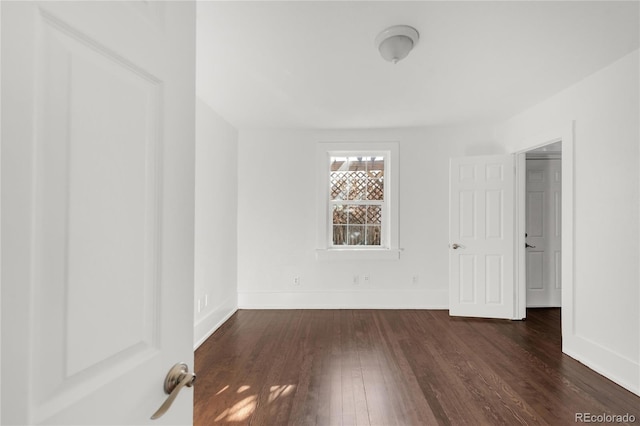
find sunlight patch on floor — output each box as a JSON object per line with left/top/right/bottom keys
{"left": 215, "top": 385, "right": 229, "bottom": 396}
{"left": 236, "top": 385, "right": 251, "bottom": 393}
{"left": 268, "top": 384, "right": 296, "bottom": 403}
{"left": 215, "top": 395, "right": 258, "bottom": 422}
{"left": 213, "top": 384, "right": 297, "bottom": 422}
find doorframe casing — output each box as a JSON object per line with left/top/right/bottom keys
{"left": 513, "top": 122, "right": 574, "bottom": 343}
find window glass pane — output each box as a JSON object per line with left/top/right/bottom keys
{"left": 367, "top": 205, "right": 382, "bottom": 225}
{"left": 347, "top": 157, "right": 364, "bottom": 171}
{"left": 365, "top": 156, "right": 384, "bottom": 173}
{"left": 332, "top": 205, "right": 347, "bottom": 224}
{"left": 348, "top": 171, "right": 367, "bottom": 200}
{"left": 367, "top": 176, "right": 384, "bottom": 200}
{"left": 330, "top": 171, "right": 347, "bottom": 200}
{"left": 331, "top": 204, "right": 382, "bottom": 246}
{"left": 330, "top": 156, "right": 348, "bottom": 171}
{"left": 348, "top": 205, "right": 367, "bottom": 224}
{"left": 368, "top": 157, "right": 384, "bottom": 200}
{"left": 331, "top": 155, "right": 385, "bottom": 201}
{"left": 366, "top": 225, "right": 381, "bottom": 245}
{"left": 347, "top": 225, "right": 365, "bottom": 245}
{"left": 333, "top": 225, "right": 347, "bottom": 245}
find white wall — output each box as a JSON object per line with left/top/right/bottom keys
{"left": 194, "top": 98, "right": 238, "bottom": 348}
{"left": 496, "top": 50, "right": 640, "bottom": 395}
{"left": 237, "top": 125, "right": 504, "bottom": 308}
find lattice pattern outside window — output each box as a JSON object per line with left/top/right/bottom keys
{"left": 329, "top": 156, "right": 385, "bottom": 246}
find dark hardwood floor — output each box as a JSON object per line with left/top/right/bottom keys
{"left": 194, "top": 309, "right": 639, "bottom": 425}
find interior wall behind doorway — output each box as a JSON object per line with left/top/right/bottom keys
{"left": 194, "top": 98, "right": 239, "bottom": 348}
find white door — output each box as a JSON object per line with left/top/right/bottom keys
{"left": 526, "top": 158, "right": 562, "bottom": 307}
{"left": 2, "top": 2, "right": 196, "bottom": 424}
{"left": 449, "top": 155, "right": 515, "bottom": 319}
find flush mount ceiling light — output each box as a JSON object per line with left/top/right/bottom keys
{"left": 375, "top": 25, "right": 419, "bottom": 64}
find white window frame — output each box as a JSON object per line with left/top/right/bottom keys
{"left": 315, "top": 142, "right": 400, "bottom": 261}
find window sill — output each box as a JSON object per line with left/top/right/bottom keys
{"left": 315, "top": 248, "right": 401, "bottom": 261}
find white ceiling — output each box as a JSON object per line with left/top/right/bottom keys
{"left": 196, "top": 1, "right": 639, "bottom": 130}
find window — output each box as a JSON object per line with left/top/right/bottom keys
{"left": 316, "top": 142, "right": 399, "bottom": 260}
{"left": 329, "top": 155, "right": 385, "bottom": 246}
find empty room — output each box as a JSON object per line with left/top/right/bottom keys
{"left": 1, "top": 1, "right": 639, "bottom": 425}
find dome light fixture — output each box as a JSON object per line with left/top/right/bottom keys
{"left": 375, "top": 25, "right": 419, "bottom": 64}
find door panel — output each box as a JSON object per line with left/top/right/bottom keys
{"left": 485, "top": 255, "right": 503, "bottom": 304}
{"left": 449, "top": 155, "right": 515, "bottom": 319}
{"left": 34, "top": 10, "right": 162, "bottom": 409}
{"left": 526, "top": 159, "right": 562, "bottom": 307}
{"left": 486, "top": 190, "right": 504, "bottom": 239}
{"left": 2, "top": 2, "right": 195, "bottom": 424}
{"left": 459, "top": 254, "right": 476, "bottom": 302}
{"left": 527, "top": 251, "right": 544, "bottom": 289}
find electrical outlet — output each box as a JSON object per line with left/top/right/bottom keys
{"left": 353, "top": 275, "right": 360, "bottom": 285}
{"left": 412, "top": 275, "right": 419, "bottom": 284}
{"left": 293, "top": 276, "right": 300, "bottom": 286}
{"left": 363, "top": 275, "right": 370, "bottom": 283}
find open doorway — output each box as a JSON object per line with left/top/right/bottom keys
{"left": 524, "top": 141, "right": 562, "bottom": 308}
{"left": 514, "top": 124, "right": 574, "bottom": 332}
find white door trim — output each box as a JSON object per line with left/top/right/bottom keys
{"left": 513, "top": 122, "right": 574, "bottom": 337}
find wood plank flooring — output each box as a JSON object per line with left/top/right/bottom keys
{"left": 194, "top": 309, "right": 639, "bottom": 425}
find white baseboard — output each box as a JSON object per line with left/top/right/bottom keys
{"left": 563, "top": 334, "right": 639, "bottom": 396}
{"left": 237, "top": 289, "right": 448, "bottom": 309}
{"left": 193, "top": 298, "right": 238, "bottom": 349}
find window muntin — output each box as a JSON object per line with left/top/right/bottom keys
{"left": 329, "top": 155, "right": 386, "bottom": 247}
